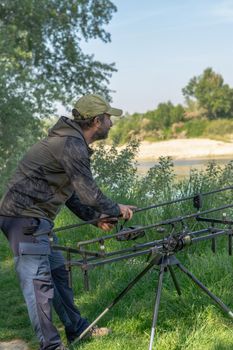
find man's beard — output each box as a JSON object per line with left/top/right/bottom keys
{"left": 93, "top": 128, "right": 109, "bottom": 141}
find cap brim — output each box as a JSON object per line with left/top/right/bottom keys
{"left": 106, "top": 107, "right": 123, "bottom": 117}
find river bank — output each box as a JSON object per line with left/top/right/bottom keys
{"left": 135, "top": 138, "right": 233, "bottom": 161}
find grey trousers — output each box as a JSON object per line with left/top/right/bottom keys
{"left": 0, "top": 216, "right": 89, "bottom": 350}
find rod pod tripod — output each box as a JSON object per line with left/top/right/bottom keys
{"left": 71, "top": 253, "right": 233, "bottom": 350}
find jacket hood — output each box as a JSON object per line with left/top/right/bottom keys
{"left": 48, "top": 116, "right": 84, "bottom": 139}
{"left": 48, "top": 116, "right": 93, "bottom": 155}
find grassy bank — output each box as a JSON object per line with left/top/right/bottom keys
{"left": 1, "top": 197, "right": 233, "bottom": 349}
{"left": 1, "top": 145, "right": 233, "bottom": 349}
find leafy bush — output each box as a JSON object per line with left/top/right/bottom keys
{"left": 204, "top": 119, "right": 233, "bottom": 138}
{"left": 92, "top": 140, "right": 233, "bottom": 214}
{"left": 109, "top": 102, "right": 185, "bottom": 144}
{"left": 105, "top": 143, "right": 233, "bottom": 229}
{"left": 180, "top": 119, "right": 209, "bottom": 137}
{"left": 109, "top": 113, "right": 143, "bottom": 144}
{"left": 180, "top": 118, "right": 233, "bottom": 140}
{"left": 91, "top": 139, "right": 139, "bottom": 199}
{"left": 136, "top": 156, "right": 175, "bottom": 201}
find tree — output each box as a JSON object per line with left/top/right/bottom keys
{"left": 0, "top": 0, "right": 118, "bottom": 111}
{"left": 144, "top": 102, "right": 185, "bottom": 130}
{"left": 0, "top": 0, "right": 118, "bottom": 194}
{"left": 182, "top": 68, "right": 233, "bottom": 119}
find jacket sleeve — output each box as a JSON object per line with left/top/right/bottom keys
{"left": 65, "top": 192, "right": 101, "bottom": 221}
{"left": 60, "top": 137, "right": 120, "bottom": 217}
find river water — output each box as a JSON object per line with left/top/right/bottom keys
{"left": 137, "top": 156, "right": 233, "bottom": 179}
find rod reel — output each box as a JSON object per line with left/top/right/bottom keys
{"left": 162, "top": 233, "right": 192, "bottom": 254}
{"left": 193, "top": 193, "right": 203, "bottom": 211}
{"left": 116, "top": 225, "right": 146, "bottom": 241}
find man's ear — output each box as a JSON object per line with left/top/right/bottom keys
{"left": 72, "top": 108, "right": 79, "bottom": 118}
{"left": 93, "top": 116, "right": 101, "bottom": 127}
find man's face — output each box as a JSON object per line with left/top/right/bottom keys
{"left": 94, "top": 114, "right": 113, "bottom": 140}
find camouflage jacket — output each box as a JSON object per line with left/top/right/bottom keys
{"left": 0, "top": 117, "right": 120, "bottom": 221}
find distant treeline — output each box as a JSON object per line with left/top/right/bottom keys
{"left": 110, "top": 68, "right": 233, "bottom": 144}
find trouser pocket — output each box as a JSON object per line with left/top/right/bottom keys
{"left": 19, "top": 241, "right": 51, "bottom": 255}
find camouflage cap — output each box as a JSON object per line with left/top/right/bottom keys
{"left": 73, "top": 94, "right": 123, "bottom": 119}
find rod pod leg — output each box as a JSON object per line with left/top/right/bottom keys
{"left": 176, "top": 261, "right": 233, "bottom": 318}
{"left": 149, "top": 263, "right": 165, "bottom": 350}
{"left": 71, "top": 257, "right": 157, "bottom": 347}
{"left": 168, "top": 265, "right": 182, "bottom": 296}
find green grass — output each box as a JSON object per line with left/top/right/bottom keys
{"left": 2, "top": 208, "right": 233, "bottom": 350}
{"left": 182, "top": 119, "right": 233, "bottom": 141}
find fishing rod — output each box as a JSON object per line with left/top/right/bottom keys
{"left": 33, "top": 185, "right": 233, "bottom": 236}
{"left": 52, "top": 200, "right": 233, "bottom": 292}
{"left": 73, "top": 202, "right": 233, "bottom": 247}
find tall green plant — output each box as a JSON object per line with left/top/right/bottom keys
{"left": 91, "top": 139, "right": 139, "bottom": 199}
{"left": 136, "top": 156, "right": 175, "bottom": 202}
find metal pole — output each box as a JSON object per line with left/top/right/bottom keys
{"left": 228, "top": 227, "right": 232, "bottom": 256}
{"left": 168, "top": 265, "right": 182, "bottom": 296}
{"left": 149, "top": 261, "right": 165, "bottom": 350}
{"left": 72, "top": 257, "right": 157, "bottom": 346}
{"left": 176, "top": 262, "right": 233, "bottom": 317}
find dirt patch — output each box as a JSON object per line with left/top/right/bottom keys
{"left": 135, "top": 139, "right": 233, "bottom": 160}
{"left": 0, "top": 340, "right": 29, "bottom": 350}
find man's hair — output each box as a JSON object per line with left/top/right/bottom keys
{"left": 72, "top": 109, "right": 106, "bottom": 130}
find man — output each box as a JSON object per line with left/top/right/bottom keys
{"left": 0, "top": 94, "right": 135, "bottom": 350}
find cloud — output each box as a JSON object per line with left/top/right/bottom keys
{"left": 109, "top": 2, "right": 190, "bottom": 29}
{"left": 110, "top": 9, "right": 164, "bottom": 28}
{"left": 211, "top": 0, "right": 233, "bottom": 22}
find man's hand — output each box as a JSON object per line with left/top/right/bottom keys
{"left": 97, "top": 214, "right": 118, "bottom": 231}
{"left": 97, "top": 204, "right": 136, "bottom": 231}
{"left": 118, "top": 204, "right": 136, "bottom": 220}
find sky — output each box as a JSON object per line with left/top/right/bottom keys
{"left": 71, "top": 0, "right": 233, "bottom": 115}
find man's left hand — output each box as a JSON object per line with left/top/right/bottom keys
{"left": 97, "top": 214, "right": 118, "bottom": 231}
